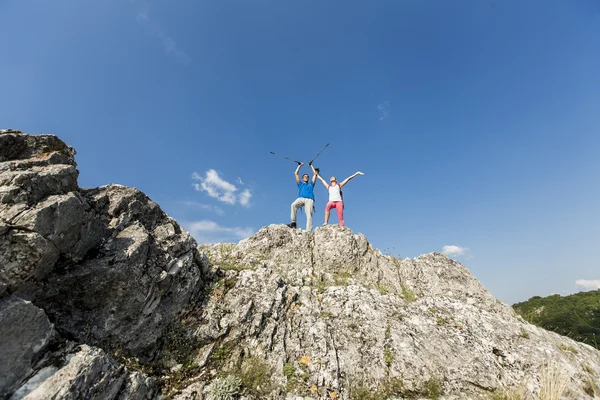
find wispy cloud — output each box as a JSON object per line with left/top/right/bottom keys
{"left": 239, "top": 189, "right": 252, "bottom": 206}
{"left": 184, "top": 220, "right": 254, "bottom": 244}
{"left": 442, "top": 245, "right": 469, "bottom": 257}
{"left": 575, "top": 279, "right": 600, "bottom": 290}
{"left": 136, "top": 2, "right": 148, "bottom": 23}
{"left": 192, "top": 169, "right": 253, "bottom": 207}
{"left": 377, "top": 101, "right": 390, "bottom": 120}
{"left": 131, "top": 0, "right": 190, "bottom": 65}
{"left": 179, "top": 201, "right": 225, "bottom": 216}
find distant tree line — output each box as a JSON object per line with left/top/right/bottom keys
{"left": 512, "top": 290, "right": 600, "bottom": 349}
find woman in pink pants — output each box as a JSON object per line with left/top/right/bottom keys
{"left": 316, "top": 171, "right": 364, "bottom": 227}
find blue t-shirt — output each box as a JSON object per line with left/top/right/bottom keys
{"left": 297, "top": 181, "right": 315, "bottom": 200}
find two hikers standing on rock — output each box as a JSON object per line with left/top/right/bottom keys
{"left": 288, "top": 162, "right": 363, "bottom": 231}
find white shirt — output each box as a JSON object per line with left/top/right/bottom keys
{"left": 328, "top": 184, "right": 342, "bottom": 202}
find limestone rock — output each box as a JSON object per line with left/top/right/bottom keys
{"left": 0, "top": 131, "right": 207, "bottom": 359}
{"left": 0, "top": 131, "right": 207, "bottom": 399}
{"left": 192, "top": 224, "right": 600, "bottom": 399}
{"left": 0, "top": 296, "right": 54, "bottom": 399}
{"left": 0, "top": 227, "right": 60, "bottom": 292}
{"left": 12, "top": 345, "right": 157, "bottom": 400}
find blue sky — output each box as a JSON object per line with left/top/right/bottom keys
{"left": 1, "top": 0, "right": 599, "bottom": 304}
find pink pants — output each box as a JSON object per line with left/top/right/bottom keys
{"left": 325, "top": 201, "right": 344, "bottom": 226}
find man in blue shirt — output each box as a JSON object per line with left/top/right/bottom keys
{"left": 287, "top": 162, "right": 318, "bottom": 230}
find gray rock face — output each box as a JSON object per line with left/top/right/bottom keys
{"left": 0, "top": 131, "right": 206, "bottom": 357}
{"left": 0, "top": 296, "right": 54, "bottom": 399}
{"left": 30, "top": 185, "right": 205, "bottom": 356}
{"left": 12, "top": 345, "right": 157, "bottom": 400}
{"left": 0, "top": 131, "right": 207, "bottom": 398}
{"left": 0, "top": 132, "right": 81, "bottom": 292}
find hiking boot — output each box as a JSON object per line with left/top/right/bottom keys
{"left": 287, "top": 222, "right": 297, "bottom": 229}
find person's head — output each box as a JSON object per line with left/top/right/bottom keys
{"left": 302, "top": 173, "right": 310, "bottom": 182}
{"left": 330, "top": 176, "right": 337, "bottom": 185}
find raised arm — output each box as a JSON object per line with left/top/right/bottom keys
{"left": 294, "top": 162, "right": 303, "bottom": 184}
{"left": 309, "top": 163, "right": 319, "bottom": 184}
{"left": 316, "top": 174, "right": 329, "bottom": 188}
{"left": 339, "top": 171, "right": 364, "bottom": 188}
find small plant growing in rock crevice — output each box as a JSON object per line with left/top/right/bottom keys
{"left": 348, "top": 377, "right": 405, "bottom": 400}
{"left": 284, "top": 360, "right": 310, "bottom": 395}
{"left": 401, "top": 284, "right": 417, "bottom": 303}
{"left": 378, "top": 377, "right": 405, "bottom": 399}
{"left": 160, "top": 320, "right": 199, "bottom": 367}
{"left": 210, "top": 343, "right": 234, "bottom": 365}
{"left": 315, "top": 279, "right": 328, "bottom": 293}
{"left": 320, "top": 311, "right": 334, "bottom": 319}
{"left": 159, "top": 363, "right": 202, "bottom": 398}
{"left": 375, "top": 283, "right": 391, "bottom": 295}
{"left": 235, "top": 356, "right": 273, "bottom": 396}
{"left": 207, "top": 374, "right": 241, "bottom": 400}
{"left": 211, "top": 243, "right": 253, "bottom": 271}
{"left": 215, "top": 277, "right": 238, "bottom": 294}
{"left": 487, "top": 386, "right": 527, "bottom": 400}
{"left": 333, "top": 271, "right": 353, "bottom": 286}
{"left": 557, "top": 344, "right": 578, "bottom": 354}
{"left": 519, "top": 327, "right": 530, "bottom": 339}
{"left": 424, "top": 377, "right": 443, "bottom": 399}
{"left": 540, "top": 362, "right": 570, "bottom": 400}
{"left": 283, "top": 363, "right": 296, "bottom": 379}
{"left": 384, "top": 348, "right": 394, "bottom": 369}
{"left": 348, "top": 381, "right": 372, "bottom": 400}
{"left": 582, "top": 363, "right": 596, "bottom": 375}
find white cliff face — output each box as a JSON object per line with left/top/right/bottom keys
{"left": 193, "top": 225, "right": 600, "bottom": 400}
{"left": 1, "top": 130, "right": 599, "bottom": 400}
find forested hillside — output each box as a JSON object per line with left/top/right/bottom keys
{"left": 513, "top": 290, "right": 600, "bottom": 348}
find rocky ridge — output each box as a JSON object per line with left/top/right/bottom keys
{"left": 1, "top": 130, "right": 599, "bottom": 400}
{"left": 0, "top": 129, "right": 208, "bottom": 399}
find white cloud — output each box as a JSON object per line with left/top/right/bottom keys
{"left": 442, "top": 245, "right": 468, "bottom": 257}
{"left": 192, "top": 169, "right": 237, "bottom": 204}
{"left": 377, "top": 101, "right": 390, "bottom": 120}
{"left": 131, "top": 0, "right": 190, "bottom": 65}
{"left": 237, "top": 177, "right": 244, "bottom": 185}
{"left": 575, "top": 279, "right": 600, "bottom": 290}
{"left": 239, "top": 189, "right": 252, "bottom": 207}
{"left": 185, "top": 220, "right": 254, "bottom": 244}
{"left": 192, "top": 169, "right": 253, "bottom": 206}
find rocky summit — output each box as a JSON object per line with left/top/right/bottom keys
{"left": 0, "top": 130, "right": 599, "bottom": 400}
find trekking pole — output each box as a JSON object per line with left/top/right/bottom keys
{"left": 308, "top": 143, "right": 329, "bottom": 165}
{"left": 269, "top": 151, "right": 302, "bottom": 165}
